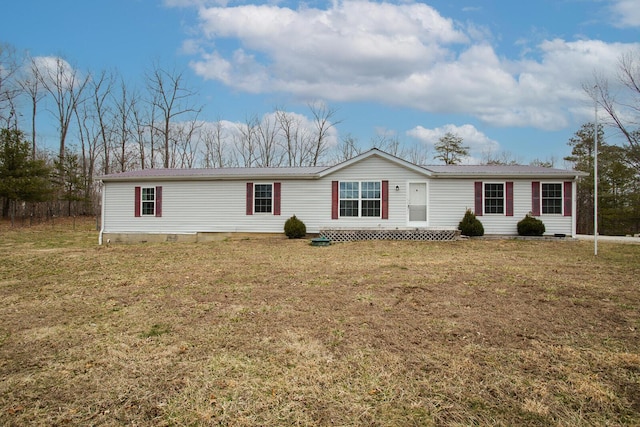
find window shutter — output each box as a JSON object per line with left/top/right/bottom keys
{"left": 505, "top": 181, "right": 514, "bottom": 216}
{"left": 134, "top": 186, "right": 141, "bottom": 217}
{"left": 474, "top": 182, "right": 483, "bottom": 216}
{"left": 246, "top": 183, "right": 253, "bottom": 215}
{"left": 531, "top": 182, "right": 541, "bottom": 216}
{"left": 155, "top": 186, "right": 162, "bottom": 217}
{"left": 563, "top": 181, "right": 572, "bottom": 217}
{"left": 381, "top": 180, "right": 389, "bottom": 219}
{"left": 331, "top": 181, "right": 339, "bottom": 219}
{"left": 273, "top": 182, "right": 281, "bottom": 216}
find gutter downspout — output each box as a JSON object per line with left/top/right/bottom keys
{"left": 98, "top": 181, "right": 105, "bottom": 245}
{"left": 572, "top": 179, "right": 578, "bottom": 238}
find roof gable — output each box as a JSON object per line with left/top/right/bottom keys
{"left": 318, "top": 148, "right": 431, "bottom": 177}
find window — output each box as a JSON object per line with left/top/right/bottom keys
{"left": 542, "top": 183, "right": 562, "bottom": 214}
{"left": 141, "top": 187, "right": 155, "bottom": 216}
{"left": 339, "top": 182, "right": 359, "bottom": 217}
{"left": 361, "top": 181, "right": 381, "bottom": 217}
{"left": 339, "top": 181, "right": 381, "bottom": 217}
{"left": 484, "top": 183, "right": 504, "bottom": 214}
{"left": 254, "top": 184, "right": 273, "bottom": 213}
{"left": 135, "top": 186, "right": 162, "bottom": 217}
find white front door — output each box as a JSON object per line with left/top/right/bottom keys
{"left": 408, "top": 182, "right": 427, "bottom": 226}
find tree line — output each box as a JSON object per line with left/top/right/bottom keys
{"left": 1, "top": 42, "right": 639, "bottom": 234}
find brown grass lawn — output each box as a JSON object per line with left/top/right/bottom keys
{"left": 1, "top": 218, "right": 639, "bottom": 426}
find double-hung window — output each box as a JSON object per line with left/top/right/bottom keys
{"left": 484, "top": 183, "right": 504, "bottom": 214}
{"left": 141, "top": 187, "right": 156, "bottom": 216}
{"left": 254, "top": 184, "right": 273, "bottom": 213}
{"left": 339, "top": 181, "right": 381, "bottom": 217}
{"left": 541, "top": 183, "right": 562, "bottom": 214}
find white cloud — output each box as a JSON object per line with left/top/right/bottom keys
{"left": 610, "top": 0, "right": 640, "bottom": 28}
{"left": 183, "top": 0, "right": 639, "bottom": 130}
{"left": 30, "top": 56, "right": 84, "bottom": 90}
{"left": 407, "top": 123, "right": 499, "bottom": 155}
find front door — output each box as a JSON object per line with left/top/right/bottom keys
{"left": 408, "top": 182, "right": 427, "bottom": 226}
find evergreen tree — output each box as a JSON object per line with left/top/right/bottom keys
{"left": 434, "top": 132, "right": 469, "bottom": 165}
{"left": 564, "top": 123, "right": 601, "bottom": 234}
{"left": 565, "top": 122, "right": 640, "bottom": 235}
{"left": 0, "top": 128, "right": 52, "bottom": 220}
{"left": 53, "top": 151, "right": 88, "bottom": 216}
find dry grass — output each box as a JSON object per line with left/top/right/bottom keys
{"left": 1, "top": 218, "right": 639, "bottom": 426}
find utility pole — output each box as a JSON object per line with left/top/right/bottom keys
{"left": 594, "top": 87, "right": 598, "bottom": 256}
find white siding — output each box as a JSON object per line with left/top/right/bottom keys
{"left": 102, "top": 156, "right": 427, "bottom": 234}
{"left": 318, "top": 156, "right": 427, "bottom": 231}
{"left": 428, "top": 179, "right": 574, "bottom": 236}
{"left": 102, "top": 156, "right": 577, "bottom": 237}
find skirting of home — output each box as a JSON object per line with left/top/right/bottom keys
{"left": 101, "top": 231, "right": 284, "bottom": 244}
{"left": 319, "top": 228, "right": 461, "bottom": 242}
{"left": 100, "top": 229, "right": 461, "bottom": 244}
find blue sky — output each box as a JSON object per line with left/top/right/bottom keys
{"left": 2, "top": 0, "right": 639, "bottom": 165}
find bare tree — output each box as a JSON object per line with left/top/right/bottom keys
{"left": 275, "top": 108, "right": 314, "bottom": 166}
{"left": 309, "top": 102, "right": 341, "bottom": 166}
{"left": 171, "top": 118, "right": 202, "bottom": 168}
{"left": 371, "top": 132, "right": 405, "bottom": 158}
{"left": 480, "top": 150, "right": 521, "bottom": 165}
{"left": 87, "top": 70, "right": 116, "bottom": 174}
{"left": 0, "top": 43, "right": 21, "bottom": 128}
{"left": 235, "top": 115, "right": 259, "bottom": 167}
{"left": 146, "top": 62, "right": 201, "bottom": 168}
{"left": 17, "top": 56, "right": 46, "bottom": 158}
{"left": 35, "top": 56, "right": 90, "bottom": 163}
{"left": 404, "top": 143, "right": 430, "bottom": 165}
{"left": 73, "top": 99, "right": 101, "bottom": 211}
{"left": 589, "top": 50, "right": 640, "bottom": 168}
{"left": 131, "top": 97, "right": 149, "bottom": 169}
{"left": 332, "top": 133, "right": 361, "bottom": 163}
{"left": 202, "top": 119, "right": 233, "bottom": 168}
{"left": 256, "top": 114, "right": 284, "bottom": 167}
{"left": 111, "top": 76, "right": 136, "bottom": 172}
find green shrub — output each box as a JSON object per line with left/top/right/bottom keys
{"left": 517, "top": 214, "right": 546, "bottom": 236}
{"left": 284, "top": 215, "right": 306, "bottom": 239}
{"left": 458, "top": 209, "right": 484, "bottom": 237}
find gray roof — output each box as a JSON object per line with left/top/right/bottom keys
{"left": 101, "top": 166, "right": 328, "bottom": 181}
{"left": 100, "top": 149, "right": 586, "bottom": 182}
{"left": 422, "top": 164, "right": 586, "bottom": 178}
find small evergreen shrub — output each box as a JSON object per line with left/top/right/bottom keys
{"left": 517, "top": 214, "right": 546, "bottom": 236}
{"left": 458, "top": 209, "right": 484, "bottom": 237}
{"left": 284, "top": 215, "right": 306, "bottom": 239}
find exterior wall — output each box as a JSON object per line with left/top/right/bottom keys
{"left": 101, "top": 155, "right": 427, "bottom": 236}
{"left": 317, "top": 156, "right": 428, "bottom": 230}
{"left": 101, "top": 155, "right": 578, "bottom": 240}
{"left": 428, "top": 179, "right": 575, "bottom": 236}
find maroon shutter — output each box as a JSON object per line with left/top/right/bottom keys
{"left": 155, "top": 186, "right": 162, "bottom": 217}
{"left": 134, "top": 186, "right": 141, "bottom": 217}
{"left": 273, "top": 182, "right": 281, "bottom": 216}
{"left": 563, "top": 181, "right": 572, "bottom": 217}
{"left": 505, "top": 181, "right": 514, "bottom": 216}
{"left": 246, "top": 183, "right": 253, "bottom": 215}
{"left": 531, "top": 182, "right": 541, "bottom": 216}
{"left": 474, "top": 181, "right": 483, "bottom": 216}
{"left": 331, "top": 181, "right": 339, "bottom": 219}
{"left": 381, "top": 180, "right": 389, "bottom": 219}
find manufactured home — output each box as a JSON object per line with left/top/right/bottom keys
{"left": 99, "top": 149, "right": 585, "bottom": 244}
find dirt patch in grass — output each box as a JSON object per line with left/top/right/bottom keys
{"left": 1, "top": 218, "right": 639, "bottom": 426}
